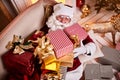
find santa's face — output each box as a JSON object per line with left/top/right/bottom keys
{"left": 56, "top": 15, "right": 71, "bottom": 24}
{"left": 46, "top": 14, "right": 75, "bottom": 31}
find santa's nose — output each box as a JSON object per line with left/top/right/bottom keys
{"left": 61, "top": 18, "right": 68, "bottom": 23}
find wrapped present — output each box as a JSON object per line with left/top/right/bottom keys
{"left": 7, "top": 71, "right": 40, "bottom": 80}
{"left": 41, "top": 61, "right": 60, "bottom": 72}
{"left": 84, "top": 64, "right": 113, "bottom": 80}
{"left": 64, "top": 23, "right": 88, "bottom": 40}
{"left": 64, "top": 23, "right": 88, "bottom": 47}
{"left": 57, "top": 52, "right": 74, "bottom": 67}
{"left": 2, "top": 50, "right": 34, "bottom": 76}
{"left": 97, "top": 46, "right": 120, "bottom": 71}
{"left": 46, "top": 29, "right": 74, "bottom": 58}
{"left": 7, "top": 74, "right": 25, "bottom": 80}
{"left": 33, "top": 36, "right": 56, "bottom": 65}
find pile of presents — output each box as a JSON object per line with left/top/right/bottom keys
{"left": 2, "top": 23, "right": 120, "bottom": 80}
{"left": 2, "top": 23, "right": 88, "bottom": 80}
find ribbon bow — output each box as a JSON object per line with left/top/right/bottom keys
{"left": 6, "top": 35, "right": 34, "bottom": 54}
{"left": 70, "top": 35, "right": 80, "bottom": 48}
{"left": 33, "top": 36, "right": 54, "bottom": 63}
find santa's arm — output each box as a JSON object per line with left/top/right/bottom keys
{"left": 73, "top": 35, "right": 96, "bottom": 57}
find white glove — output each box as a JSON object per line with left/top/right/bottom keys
{"left": 73, "top": 40, "right": 87, "bottom": 58}
{"left": 73, "top": 40, "right": 96, "bottom": 57}
{"left": 84, "top": 42, "right": 96, "bottom": 56}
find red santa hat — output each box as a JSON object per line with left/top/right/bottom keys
{"left": 53, "top": 3, "right": 74, "bottom": 18}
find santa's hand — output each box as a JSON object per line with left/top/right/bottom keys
{"left": 84, "top": 42, "right": 96, "bottom": 56}
{"left": 73, "top": 40, "right": 96, "bottom": 57}
{"left": 73, "top": 40, "right": 86, "bottom": 58}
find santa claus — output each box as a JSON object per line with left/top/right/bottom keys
{"left": 46, "top": 3, "right": 97, "bottom": 80}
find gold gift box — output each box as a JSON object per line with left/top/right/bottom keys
{"left": 57, "top": 52, "right": 74, "bottom": 67}
{"left": 43, "top": 54, "right": 56, "bottom": 65}
{"left": 41, "top": 61, "right": 60, "bottom": 71}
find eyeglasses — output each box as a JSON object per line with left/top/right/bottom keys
{"left": 56, "top": 15, "right": 71, "bottom": 23}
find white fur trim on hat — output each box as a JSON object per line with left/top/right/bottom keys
{"left": 84, "top": 42, "right": 96, "bottom": 56}
{"left": 53, "top": 3, "right": 74, "bottom": 18}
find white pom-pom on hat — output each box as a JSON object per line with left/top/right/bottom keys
{"left": 53, "top": 3, "right": 74, "bottom": 18}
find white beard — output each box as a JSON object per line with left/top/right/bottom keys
{"left": 46, "top": 14, "right": 77, "bottom": 31}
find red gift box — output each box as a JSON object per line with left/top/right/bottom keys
{"left": 7, "top": 71, "right": 40, "bottom": 80}
{"left": 64, "top": 23, "right": 88, "bottom": 41}
{"left": 46, "top": 29, "right": 74, "bottom": 58}
{"left": 2, "top": 50, "right": 35, "bottom": 76}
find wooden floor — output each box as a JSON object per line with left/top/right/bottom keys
{"left": 77, "top": 0, "right": 120, "bottom": 48}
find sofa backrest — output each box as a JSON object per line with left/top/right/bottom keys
{"left": 0, "top": 0, "right": 53, "bottom": 79}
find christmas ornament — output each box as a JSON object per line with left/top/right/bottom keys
{"left": 76, "top": 0, "right": 85, "bottom": 9}
{"left": 81, "top": 4, "right": 91, "bottom": 18}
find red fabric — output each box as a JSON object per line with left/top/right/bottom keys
{"left": 29, "top": 30, "right": 44, "bottom": 41}
{"left": 83, "top": 35, "right": 93, "bottom": 45}
{"left": 7, "top": 71, "right": 40, "bottom": 80}
{"left": 76, "top": 0, "right": 85, "bottom": 8}
{"left": 2, "top": 50, "right": 35, "bottom": 76}
{"left": 7, "top": 73, "right": 25, "bottom": 80}
{"left": 67, "top": 57, "right": 81, "bottom": 71}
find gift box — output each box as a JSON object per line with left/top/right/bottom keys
{"left": 64, "top": 23, "right": 88, "bottom": 42}
{"left": 84, "top": 64, "right": 113, "bottom": 80}
{"left": 41, "top": 61, "right": 60, "bottom": 71}
{"left": 42, "top": 54, "right": 56, "bottom": 65}
{"left": 7, "top": 70, "right": 40, "bottom": 80}
{"left": 57, "top": 52, "right": 74, "bottom": 67}
{"left": 46, "top": 29, "right": 74, "bottom": 58}
{"left": 97, "top": 46, "right": 120, "bottom": 71}
{"left": 85, "top": 64, "right": 100, "bottom": 80}
{"left": 7, "top": 74, "right": 26, "bottom": 80}
{"left": 2, "top": 50, "right": 35, "bottom": 76}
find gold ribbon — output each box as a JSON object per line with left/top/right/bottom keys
{"left": 33, "top": 36, "right": 55, "bottom": 64}
{"left": 70, "top": 35, "right": 80, "bottom": 48}
{"left": 6, "top": 35, "right": 34, "bottom": 55}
